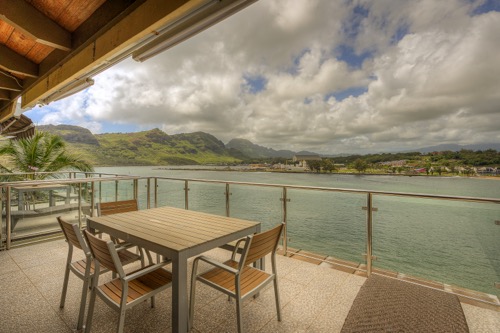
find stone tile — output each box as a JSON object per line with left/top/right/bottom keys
{"left": 0, "top": 270, "right": 72, "bottom": 333}
{"left": 0, "top": 254, "right": 21, "bottom": 276}
{"left": 462, "top": 303, "right": 500, "bottom": 333}
{"left": 1, "top": 239, "right": 499, "bottom": 333}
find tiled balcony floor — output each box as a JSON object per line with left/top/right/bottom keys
{"left": 0, "top": 239, "right": 498, "bottom": 333}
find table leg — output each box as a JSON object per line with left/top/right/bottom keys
{"left": 172, "top": 253, "right": 188, "bottom": 333}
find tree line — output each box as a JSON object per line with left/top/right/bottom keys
{"left": 303, "top": 149, "right": 500, "bottom": 174}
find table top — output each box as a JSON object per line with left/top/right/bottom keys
{"left": 87, "top": 206, "right": 260, "bottom": 255}
{"left": 12, "top": 183, "right": 68, "bottom": 190}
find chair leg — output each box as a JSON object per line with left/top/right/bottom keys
{"left": 138, "top": 247, "right": 145, "bottom": 267}
{"left": 273, "top": 276, "right": 282, "bottom": 321}
{"left": 84, "top": 286, "right": 97, "bottom": 333}
{"left": 188, "top": 259, "right": 199, "bottom": 330}
{"left": 151, "top": 295, "right": 155, "bottom": 308}
{"left": 60, "top": 247, "right": 73, "bottom": 308}
{"left": 144, "top": 248, "right": 153, "bottom": 266}
{"left": 235, "top": 281, "right": 243, "bottom": 333}
{"left": 59, "top": 263, "right": 71, "bottom": 308}
{"left": 117, "top": 309, "right": 126, "bottom": 333}
{"left": 235, "top": 296, "right": 243, "bottom": 333}
{"left": 77, "top": 275, "right": 91, "bottom": 330}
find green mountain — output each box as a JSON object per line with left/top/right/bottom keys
{"left": 226, "top": 138, "right": 296, "bottom": 158}
{"left": 37, "top": 125, "right": 241, "bottom": 166}
{"left": 39, "top": 124, "right": 99, "bottom": 145}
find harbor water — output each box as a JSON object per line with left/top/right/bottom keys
{"left": 96, "top": 166, "right": 500, "bottom": 297}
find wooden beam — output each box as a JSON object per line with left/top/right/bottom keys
{"left": 0, "top": 100, "right": 16, "bottom": 122}
{"left": 0, "top": 44, "right": 38, "bottom": 78}
{"left": 0, "top": 89, "right": 10, "bottom": 100}
{"left": 0, "top": 73, "right": 22, "bottom": 91}
{"left": 0, "top": 0, "right": 72, "bottom": 51}
{"left": 22, "top": 0, "right": 207, "bottom": 108}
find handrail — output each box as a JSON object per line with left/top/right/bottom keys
{"left": 1, "top": 172, "right": 498, "bottom": 305}
{"left": 154, "top": 176, "right": 500, "bottom": 204}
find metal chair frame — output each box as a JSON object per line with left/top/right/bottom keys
{"left": 83, "top": 230, "right": 173, "bottom": 333}
{"left": 58, "top": 216, "right": 141, "bottom": 331}
{"left": 189, "top": 223, "right": 284, "bottom": 333}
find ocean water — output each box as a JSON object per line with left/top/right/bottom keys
{"left": 96, "top": 166, "right": 500, "bottom": 297}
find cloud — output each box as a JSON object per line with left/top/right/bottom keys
{"left": 31, "top": 0, "right": 500, "bottom": 154}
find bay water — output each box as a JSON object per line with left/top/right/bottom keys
{"left": 96, "top": 166, "right": 500, "bottom": 297}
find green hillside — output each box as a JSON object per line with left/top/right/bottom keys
{"left": 37, "top": 126, "right": 241, "bottom": 166}
{"left": 226, "top": 138, "right": 295, "bottom": 158}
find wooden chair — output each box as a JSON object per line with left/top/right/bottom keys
{"left": 83, "top": 230, "right": 173, "bottom": 333}
{"left": 97, "top": 199, "right": 153, "bottom": 264}
{"left": 96, "top": 199, "right": 138, "bottom": 216}
{"left": 189, "top": 223, "right": 284, "bottom": 333}
{"left": 57, "top": 217, "right": 141, "bottom": 331}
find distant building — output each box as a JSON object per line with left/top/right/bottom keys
{"left": 379, "top": 160, "right": 407, "bottom": 167}
{"left": 476, "top": 167, "right": 499, "bottom": 176}
{"left": 292, "top": 154, "right": 322, "bottom": 168}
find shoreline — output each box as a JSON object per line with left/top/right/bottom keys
{"left": 152, "top": 166, "right": 500, "bottom": 180}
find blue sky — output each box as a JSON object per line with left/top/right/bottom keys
{"left": 25, "top": 0, "right": 500, "bottom": 154}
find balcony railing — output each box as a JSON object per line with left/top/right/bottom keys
{"left": 1, "top": 172, "right": 499, "bottom": 305}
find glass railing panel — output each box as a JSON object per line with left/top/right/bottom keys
{"left": 373, "top": 195, "right": 500, "bottom": 297}
{"left": 229, "top": 184, "right": 283, "bottom": 232}
{"left": 7, "top": 182, "right": 87, "bottom": 240}
{"left": 117, "top": 179, "right": 135, "bottom": 201}
{"left": 135, "top": 178, "right": 149, "bottom": 210}
{"left": 287, "top": 189, "right": 367, "bottom": 266}
{"left": 94, "top": 179, "right": 135, "bottom": 203}
{"left": 93, "top": 179, "right": 118, "bottom": 203}
{"left": 186, "top": 181, "right": 226, "bottom": 216}
{"left": 155, "top": 179, "right": 186, "bottom": 209}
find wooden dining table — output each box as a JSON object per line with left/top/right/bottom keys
{"left": 86, "top": 205, "right": 261, "bottom": 333}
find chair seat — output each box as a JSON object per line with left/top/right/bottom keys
{"left": 71, "top": 258, "right": 94, "bottom": 276}
{"left": 71, "top": 248, "right": 141, "bottom": 275}
{"left": 199, "top": 260, "right": 271, "bottom": 296}
{"left": 99, "top": 266, "right": 172, "bottom": 305}
{"left": 58, "top": 216, "right": 144, "bottom": 332}
{"left": 190, "top": 224, "right": 284, "bottom": 333}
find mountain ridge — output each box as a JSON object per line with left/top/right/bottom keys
{"left": 37, "top": 125, "right": 241, "bottom": 166}
{"left": 34, "top": 125, "right": 499, "bottom": 165}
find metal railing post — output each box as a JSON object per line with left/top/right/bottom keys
{"left": 225, "top": 183, "right": 230, "bottom": 217}
{"left": 115, "top": 180, "right": 119, "bottom": 201}
{"left": 147, "top": 178, "right": 151, "bottom": 209}
{"left": 133, "top": 179, "right": 138, "bottom": 201}
{"left": 78, "top": 183, "right": 82, "bottom": 228}
{"left": 366, "top": 193, "right": 373, "bottom": 276}
{"left": 99, "top": 174, "right": 102, "bottom": 203}
{"left": 184, "top": 180, "right": 189, "bottom": 210}
{"left": 282, "top": 187, "right": 288, "bottom": 254}
{"left": 154, "top": 178, "right": 158, "bottom": 208}
{"left": 90, "top": 182, "right": 95, "bottom": 218}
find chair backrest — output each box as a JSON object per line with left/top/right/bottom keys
{"left": 57, "top": 216, "right": 88, "bottom": 253}
{"left": 243, "top": 223, "right": 284, "bottom": 267}
{"left": 84, "top": 229, "right": 123, "bottom": 275}
{"left": 97, "top": 199, "right": 138, "bottom": 216}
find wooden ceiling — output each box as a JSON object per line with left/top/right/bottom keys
{"left": 0, "top": 0, "right": 252, "bottom": 133}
